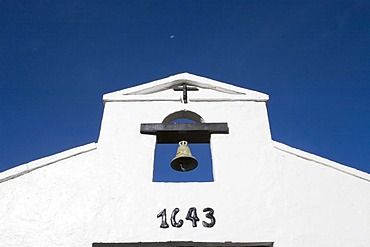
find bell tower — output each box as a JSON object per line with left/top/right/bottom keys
{"left": 97, "top": 72, "right": 271, "bottom": 183}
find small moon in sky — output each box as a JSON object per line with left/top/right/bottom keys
{"left": 170, "top": 35, "right": 175, "bottom": 39}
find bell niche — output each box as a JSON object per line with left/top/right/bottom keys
{"left": 140, "top": 110, "right": 229, "bottom": 182}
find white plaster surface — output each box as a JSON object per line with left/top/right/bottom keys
{"left": 1, "top": 73, "right": 369, "bottom": 247}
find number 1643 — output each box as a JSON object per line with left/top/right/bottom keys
{"left": 157, "top": 207, "right": 215, "bottom": 228}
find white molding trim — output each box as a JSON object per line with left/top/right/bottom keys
{"left": 0, "top": 143, "right": 97, "bottom": 183}
{"left": 103, "top": 73, "right": 269, "bottom": 102}
{"left": 272, "top": 140, "right": 370, "bottom": 182}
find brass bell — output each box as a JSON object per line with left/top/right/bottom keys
{"left": 171, "top": 140, "right": 198, "bottom": 172}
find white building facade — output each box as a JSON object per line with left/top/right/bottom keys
{"left": 1, "top": 73, "right": 369, "bottom": 247}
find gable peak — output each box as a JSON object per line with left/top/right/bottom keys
{"left": 103, "top": 72, "right": 269, "bottom": 102}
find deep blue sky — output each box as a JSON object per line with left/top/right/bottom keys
{"left": 1, "top": 1, "right": 369, "bottom": 175}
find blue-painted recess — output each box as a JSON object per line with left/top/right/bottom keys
{"left": 153, "top": 118, "right": 214, "bottom": 182}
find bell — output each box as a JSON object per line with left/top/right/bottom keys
{"left": 171, "top": 140, "right": 198, "bottom": 172}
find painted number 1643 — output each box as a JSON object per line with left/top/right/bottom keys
{"left": 157, "top": 207, "right": 215, "bottom": 228}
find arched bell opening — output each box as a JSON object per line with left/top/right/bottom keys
{"left": 162, "top": 110, "right": 204, "bottom": 124}
{"left": 140, "top": 110, "right": 228, "bottom": 182}
{"left": 154, "top": 111, "right": 212, "bottom": 182}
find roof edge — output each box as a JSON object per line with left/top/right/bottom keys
{"left": 103, "top": 72, "right": 269, "bottom": 102}
{"left": 0, "top": 143, "right": 97, "bottom": 183}
{"left": 103, "top": 94, "right": 269, "bottom": 102}
{"left": 272, "top": 140, "right": 370, "bottom": 183}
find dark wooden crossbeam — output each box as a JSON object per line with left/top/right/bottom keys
{"left": 140, "top": 122, "right": 229, "bottom": 143}
{"left": 173, "top": 84, "right": 199, "bottom": 103}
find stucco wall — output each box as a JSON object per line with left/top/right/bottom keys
{"left": 1, "top": 79, "right": 369, "bottom": 247}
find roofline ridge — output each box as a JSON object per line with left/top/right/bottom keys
{"left": 103, "top": 73, "right": 269, "bottom": 101}
{"left": 272, "top": 140, "right": 370, "bottom": 183}
{"left": 0, "top": 143, "right": 97, "bottom": 183}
